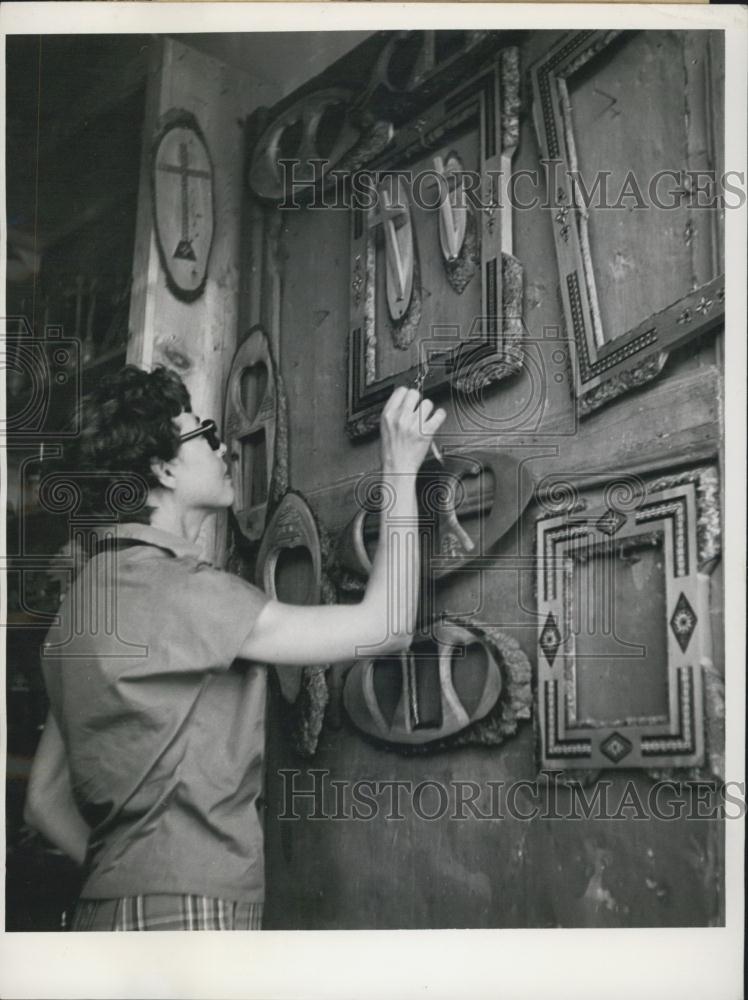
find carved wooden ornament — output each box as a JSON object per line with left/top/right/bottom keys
{"left": 343, "top": 622, "right": 502, "bottom": 745}
{"left": 536, "top": 469, "right": 720, "bottom": 771}
{"left": 248, "top": 88, "right": 360, "bottom": 201}
{"left": 224, "top": 325, "right": 286, "bottom": 544}
{"left": 151, "top": 110, "right": 214, "bottom": 302}
{"left": 379, "top": 177, "right": 415, "bottom": 322}
{"left": 255, "top": 491, "right": 323, "bottom": 705}
{"left": 433, "top": 152, "right": 467, "bottom": 263}
{"left": 420, "top": 450, "right": 536, "bottom": 579}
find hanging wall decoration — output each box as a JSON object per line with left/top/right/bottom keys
{"left": 535, "top": 466, "right": 720, "bottom": 772}
{"left": 419, "top": 449, "right": 536, "bottom": 579}
{"left": 255, "top": 490, "right": 330, "bottom": 755}
{"left": 151, "top": 109, "right": 214, "bottom": 302}
{"left": 530, "top": 31, "right": 724, "bottom": 415}
{"left": 433, "top": 151, "right": 481, "bottom": 296}
{"left": 248, "top": 88, "right": 362, "bottom": 202}
{"left": 343, "top": 620, "right": 532, "bottom": 751}
{"left": 224, "top": 325, "right": 288, "bottom": 544}
{"left": 246, "top": 31, "right": 506, "bottom": 206}
{"left": 347, "top": 46, "right": 522, "bottom": 439}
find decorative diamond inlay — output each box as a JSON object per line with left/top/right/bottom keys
{"left": 596, "top": 508, "right": 627, "bottom": 536}
{"left": 539, "top": 612, "right": 562, "bottom": 667}
{"left": 600, "top": 731, "right": 633, "bottom": 763}
{"left": 670, "top": 592, "right": 697, "bottom": 653}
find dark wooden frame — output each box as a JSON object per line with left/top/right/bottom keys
{"left": 347, "top": 47, "right": 522, "bottom": 439}
{"left": 531, "top": 31, "right": 725, "bottom": 416}
{"left": 535, "top": 466, "right": 720, "bottom": 771}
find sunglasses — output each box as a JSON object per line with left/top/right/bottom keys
{"left": 179, "top": 418, "right": 222, "bottom": 451}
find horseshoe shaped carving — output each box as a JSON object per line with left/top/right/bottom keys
{"left": 249, "top": 88, "right": 361, "bottom": 201}
{"left": 335, "top": 452, "right": 535, "bottom": 583}
{"left": 419, "top": 450, "right": 536, "bottom": 579}
{"left": 343, "top": 622, "right": 502, "bottom": 745}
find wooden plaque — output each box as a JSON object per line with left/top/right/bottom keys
{"left": 151, "top": 109, "right": 214, "bottom": 302}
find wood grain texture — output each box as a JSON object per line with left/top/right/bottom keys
{"left": 127, "top": 38, "right": 253, "bottom": 563}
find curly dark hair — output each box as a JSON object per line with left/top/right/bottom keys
{"left": 41, "top": 365, "right": 192, "bottom": 523}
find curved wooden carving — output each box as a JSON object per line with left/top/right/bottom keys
{"left": 248, "top": 88, "right": 360, "bottom": 201}
{"left": 343, "top": 621, "right": 502, "bottom": 745}
{"left": 420, "top": 448, "right": 535, "bottom": 579}
{"left": 380, "top": 176, "right": 415, "bottom": 324}
{"left": 256, "top": 490, "right": 323, "bottom": 703}
{"left": 335, "top": 507, "right": 375, "bottom": 578}
{"left": 224, "top": 325, "right": 287, "bottom": 544}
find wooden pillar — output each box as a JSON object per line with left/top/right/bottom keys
{"left": 127, "top": 37, "right": 255, "bottom": 563}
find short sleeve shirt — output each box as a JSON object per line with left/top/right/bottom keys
{"left": 41, "top": 524, "right": 270, "bottom": 903}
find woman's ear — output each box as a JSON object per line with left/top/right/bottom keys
{"left": 150, "top": 457, "right": 178, "bottom": 492}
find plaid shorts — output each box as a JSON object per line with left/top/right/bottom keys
{"left": 71, "top": 894, "right": 264, "bottom": 931}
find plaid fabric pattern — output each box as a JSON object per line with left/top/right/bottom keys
{"left": 71, "top": 895, "right": 263, "bottom": 931}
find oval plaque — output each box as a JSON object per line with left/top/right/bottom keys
{"left": 152, "top": 109, "right": 214, "bottom": 302}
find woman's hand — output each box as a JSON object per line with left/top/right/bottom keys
{"left": 380, "top": 387, "right": 446, "bottom": 474}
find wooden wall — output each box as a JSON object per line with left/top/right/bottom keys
{"left": 127, "top": 37, "right": 267, "bottom": 562}
{"left": 259, "top": 30, "right": 725, "bottom": 929}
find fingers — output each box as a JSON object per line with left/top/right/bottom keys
{"left": 382, "top": 387, "right": 446, "bottom": 432}
{"left": 382, "top": 385, "right": 408, "bottom": 419}
{"left": 422, "top": 405, "right": 447, "bottom": 432}
{"left": 418, "top": 397, "right": 435, "bottom": 421}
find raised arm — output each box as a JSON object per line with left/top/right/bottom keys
{"left": 241, "top": 387, "right": 445, "bottom": 665}
{"left": 24, "top": 710, "right": 90, "bottom": 866}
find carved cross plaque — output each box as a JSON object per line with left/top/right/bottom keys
{"left": 152, "top": 110, "right": 214, "bottom": 301}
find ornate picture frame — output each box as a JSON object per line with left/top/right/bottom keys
{"left": 531, "top": 31, "right": 725, "bottom": 416}
{"left": 347, "top": 47, "right": 523, "bottom": 439}
{"left": 535, "top": 467, "right": 720, "bottom": 771}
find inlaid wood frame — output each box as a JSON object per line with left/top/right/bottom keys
{"left": 536, "top": 467, "right": 720, "bottom": 771}
{"left": 347, "top": 47, "right": 523, "bottom": 439}
{"left": 531, "top": 31, "right": 725, "bottom": 416}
